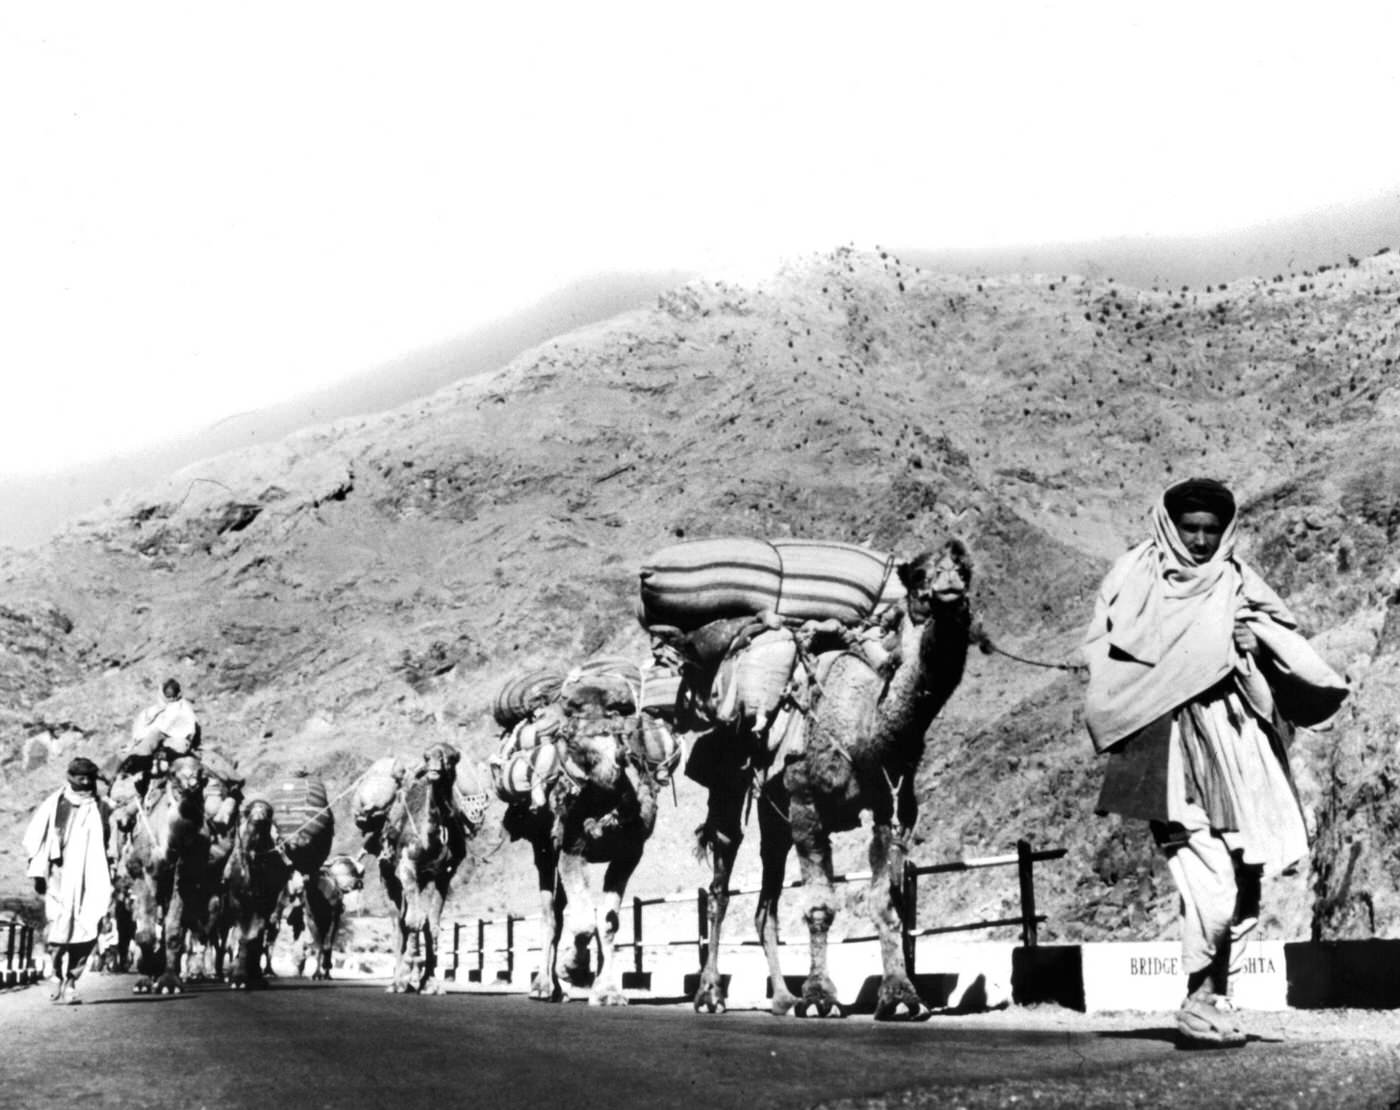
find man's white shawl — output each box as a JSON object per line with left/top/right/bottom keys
{"left": 23, "top": 788, "right": 113, "bottom": 945}
{"left": 1084, "top": 494, "right": 1348, "bottom": 753}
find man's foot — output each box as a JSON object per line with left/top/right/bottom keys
{"left": 47, "top": 980, "right": 64, "bottom": 1003}
{"left": 1176, "top": 994, "right": 1246, "bottom": 1047}
{"left": 62, "top": 981, "right": 81, "bottom": 1005}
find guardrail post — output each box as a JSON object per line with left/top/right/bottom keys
{"left": 902, "top": 860, "right": 918, "bottom": 974}
{"left": 446, "top": 921, "right": 461, "bottom": 981}
{"left": 1017, "top": 839, "right": 1039, "bottom": 948}
{"left": 502, "top": 915, "right": 517, "bottom": 984}
{"left": 632, "top": 896, "right": 644, "bottom": 978}
{"left": 475, "top": 918, "right": 486, "bottom": 983}
{"left": 5, "top": 922, "right": 14, "bottom": 972}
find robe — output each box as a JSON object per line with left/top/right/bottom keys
{"left": 23, "top": 788, "right": 113, "bottom": 945}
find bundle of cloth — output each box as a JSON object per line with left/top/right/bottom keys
{"left": 488, "top": 655, "right": 683, "bottom": 812}
{"left": 638, "top": 536, "right": 909, "bottom": 781}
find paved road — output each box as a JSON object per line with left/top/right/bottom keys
{"left": 2, "top": 976, "right": 1399, "bottom": 1109}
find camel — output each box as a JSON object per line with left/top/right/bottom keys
{"left": 506, "top": 673, "right": 662, "bottom": 1006}
{"left": 689, "top": 540, "right": 975, "bottom": 1020}
{"left": 222, "top": 798, "right": 292, "bottom": 989}
{"left": 378, "top": 743, "right": 477, "bottom": 994}
{"left": 279, "top": 855, "right": 363, "bottom": 980}
{"left": 116, "top": 754, "right": 220, "bottom": 994}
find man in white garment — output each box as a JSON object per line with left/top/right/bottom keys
{"left": 128, "top": 677, "right": 200, "bottom": 757}
{"left": 23, "top": 757, "right": 114, "bottom": 1004}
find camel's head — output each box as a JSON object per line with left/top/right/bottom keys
{"left": 168, "top": 755, "right": 206, "bottom": 796}
{"left": 419, "top": 742, "right": 461, "bottom": 786}
{"left": 897, "top": 539, "right": 973, "bottom": 621}
{"left": 243, "top": 798, "right": 275, "bottom": 833}
{"left": 561, "top": 706, "right": 629, "bottom": 790}
{"left": 326, "top": 854, "right": 365, "bottom": 894}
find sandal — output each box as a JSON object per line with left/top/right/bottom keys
{"left": 1175, "top": 995, "right": 1246, "bottom": 1047}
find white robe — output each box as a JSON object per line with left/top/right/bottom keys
{"left": 23, "top": 788, "right": 113, "bottom": 945}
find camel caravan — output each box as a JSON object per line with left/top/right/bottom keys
{"left": 99, "top": 694, "right": 368, "bottom": 994}
{"left": 31, "top": 531, "right": 981, "bottom": 1021}
{"left": 487, "top": 534, "right": 974, "bottom": 1019}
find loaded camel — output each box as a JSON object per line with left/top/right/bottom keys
{"left": 275, "top": 855, "right": 364, "bottom": 980}
{"left": 500, "top": 664, "right": 665, "bottom": 1005}
{"left": 113, "top": 755, "right": 222, "bottom": 994}
{"left": 377, "top": 743, "right": 479, "bottom": 994}
{"left": 221, "top": 798, "right": 291, "bottom": 989}
{"left": 687, "top": 541, "right": 975, "bottom": 1020}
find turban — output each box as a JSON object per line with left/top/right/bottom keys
{"left": 1163, "top": 477, "right": 1235, "bottom": 527}
{"left": 67, "top": 757, "right": 99, "bottom": 778}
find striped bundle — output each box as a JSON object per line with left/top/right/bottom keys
{"left": 638, "top": 537, "right": 904, "bottom": 631}
{"left": 639, "top": 664, "right": 682, "bottom": 719}
{"left": 636, "top": 716, "right": 681, "bottom": 783}
{"left": 492, "top": 670, "right": 566, "bottom": 729}
{"left": 491, "top": 742, "right": 563, "bottom": 805}
{"left": 269, "top": 774, "right": 334, "bottom": 872}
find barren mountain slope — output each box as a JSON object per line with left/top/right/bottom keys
{"left": 2, "top": 246, "right": 1398, "bottom": 950}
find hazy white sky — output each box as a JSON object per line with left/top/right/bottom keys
{"left": 3, "top": 1, "right": 1399, "bottom": 478}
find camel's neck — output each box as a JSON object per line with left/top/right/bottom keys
{"left": 877, "top": 598, "right": 972, "bottom": 744}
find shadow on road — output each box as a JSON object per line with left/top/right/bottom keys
{"left": 1097, "top": 1027, "right": 1285, "bottom": 1049}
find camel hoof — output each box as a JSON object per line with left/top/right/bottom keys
{"left": 693, "top": 989, "right": 726, "bottom": 1015}
{"left": 590, "top": 991, "right": 628, "bottom": 1007}
{"left": 874, "top": 1000, "right": 933, "bottom": 1022}
{"left": 794, "top": 999, "right": 845, "bottom": 1019}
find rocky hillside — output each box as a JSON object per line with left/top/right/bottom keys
{"left": 3, "top": 245, "right": 1399, "bottom": 951}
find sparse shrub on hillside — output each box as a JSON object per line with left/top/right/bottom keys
{"left": 395, "top": 635, "right": 484, "bottom": 693}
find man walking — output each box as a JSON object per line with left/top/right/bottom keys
{"left": 23, "top": 756, "right": 113, "bottom": 1004}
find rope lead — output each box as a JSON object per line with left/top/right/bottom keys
{"left": 976, "top": 632, "right": 1087, "bottom": 676}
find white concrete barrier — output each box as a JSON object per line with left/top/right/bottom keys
{"left": 1080, "top": 939, "right": 1288, "bottom": 1012}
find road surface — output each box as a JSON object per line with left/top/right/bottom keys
{"left": 1, "top": 976, "right": 1399, "bottom": 1109}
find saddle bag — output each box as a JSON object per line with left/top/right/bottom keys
{"left": 270, "top": 774, "right": 334, "bottom": 872}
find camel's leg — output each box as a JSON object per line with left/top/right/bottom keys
{"left": 381, "top": 865, "right": 415, "bottom": 994}
{"left": 229, "top": 923, "right": 270, "bottom": 991}
{"left": 790, "top": 798, "right": 844, "bottom": 1018}
{"left": 591, "top": 846, "right": 643, "bottom": 1006}
{"left": 869, "top": 820, "right": 928, "bottom": 1021}
{"left": 130, "top": 877, "right": 165, "bottom": 994}
{"left": 754, "top": 783, "right": 797, "bottom": 1016}
{"left": 264, "top": 889, "right": 287, "bottom": 978}
{"left": 113, "top": 896, "right": 136, "bottom": 973}
{"left": 694, "top": 778, "right": 745, "bottom": 1014}
{"left": 388, "top": 916, "right": 413, "bottom": 993}
{"left": 303, "top": 884, "right": 336, "bottom": 981}
{"left": 529, "top": 839, "right": 563, "bottom": 1002}
{"left": 556, "top": 850, "right": 597, "bottom": 996}
{"left": 154, "top": 878, "right": 188, "bottom": 995}
{"left": 419, "top": 884, "right": 449, "bottom": 995}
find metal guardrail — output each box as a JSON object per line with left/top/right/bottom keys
{"left": 3, "top": 920, "right": 38, "bottom": 985}
{"left": 445, "top": 838, "right": 1066, "bottom": 984}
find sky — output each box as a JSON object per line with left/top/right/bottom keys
{"left": 3, "top": 1, "right": 1400, "bottom": 481}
